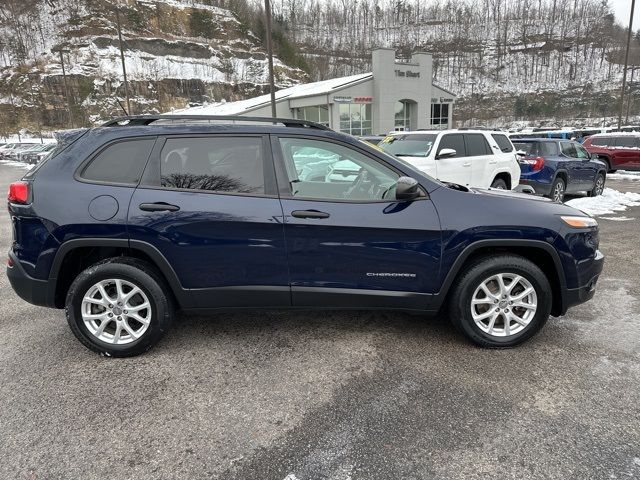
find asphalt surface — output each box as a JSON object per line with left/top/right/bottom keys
{"left": 0, "top": 162, "right": 638, "bottom": 480}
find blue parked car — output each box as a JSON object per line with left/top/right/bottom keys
{"left": 512, "top": 138, "right": 607, "bottom": 202}
{"left": 7, "top": 116, "right": 604, "bottom": 356}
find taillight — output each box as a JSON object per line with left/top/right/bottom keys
{"left": 8, "top": 181, "right": 29, "bottom": 204}
{"left": 519, "top": 156, "right": 545, "bottom": 172}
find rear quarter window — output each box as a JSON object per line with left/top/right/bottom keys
{"left": 80, "top": 138, "right": 155, "bottom": 185}
{"left": 491, "top": 134, "right": 514, "bottom": 153}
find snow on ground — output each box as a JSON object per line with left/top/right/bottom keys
{"left": 565, "top": 188, "right": 640, "bottom": 216}
{"left": 607, "top": 171, "right": 640, "bottom": 181}
{"left": 0, "top": 160, "right": 35, "bottom": 170}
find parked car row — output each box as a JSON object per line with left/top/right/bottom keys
{"left": 373, "top": 129, "right": 607, "bottom": 202}
{"left": 0, "top": 142, "right": 57, "bottom": 164}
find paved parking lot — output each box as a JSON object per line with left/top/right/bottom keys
{"left": 0, "top": 162, "right": 638, "bottom": 480}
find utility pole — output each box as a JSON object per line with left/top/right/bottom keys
{"left": 264, "top": 0, "right": 277, "bottom": 118}
{"left": 115, "top": 6, "right": 131, "bottom": 115}
{"left": 57, "top": 48, "right": 74, "bottom": 128}
{"left": 618, "top": 0, "right": 636, "bottom": 130}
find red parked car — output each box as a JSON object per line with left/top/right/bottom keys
{"left": 583, "top": 133, "right": 640, "bottom": 172}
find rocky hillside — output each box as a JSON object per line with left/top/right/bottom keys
{"left": 275, "top": 0, "right": 640, "bottom": 127}
{"left": 0, "top": 0, "right": 307, "bottom": 134}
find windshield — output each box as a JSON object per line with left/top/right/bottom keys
{"left": 379, "top": 134, "right": 437, "bottom": 157}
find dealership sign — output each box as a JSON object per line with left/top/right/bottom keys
{"left": 333, "top": 96, "right": 373, "bottom": 103}
{"left": 395, "top": 70, "right": 420, "bottom": 78}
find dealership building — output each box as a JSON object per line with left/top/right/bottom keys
{"left": 179, "top": 48, "right": 456, "bottom": 135}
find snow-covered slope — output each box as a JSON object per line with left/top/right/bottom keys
{"left": 0, "top": 0, "right": 307, "bottom": 128}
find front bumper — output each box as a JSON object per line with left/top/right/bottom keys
{"left": 7, "top": 250, "right": 54, "bottom": 308}
{"left": 559, "top": 249, "right": 604, "bottom": 314}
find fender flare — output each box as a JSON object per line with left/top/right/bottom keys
{"left": 431, "top": 238, "right": 566, "bottom": 310}
{"left": 49, "top": 238, "right": 189, "bottom": 307}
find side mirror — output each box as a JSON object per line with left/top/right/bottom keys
{"left": 516, "top": 150, "right": 527, "bottom": 157}
{"left": 436, "top": 148, "right": 456, "bottom": 159}
{"left": 395, "top": 176, "right": 421, "bottom": 201}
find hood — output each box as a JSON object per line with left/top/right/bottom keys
{"left": 469, "top": 187, "right": 553, "bottom": 203}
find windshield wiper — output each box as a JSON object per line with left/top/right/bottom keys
{"left": 394, "top": 153, "right": 426, "bottom": 157}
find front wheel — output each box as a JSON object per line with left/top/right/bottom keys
{"left": 448, "top": 255, "right": 552, "bottom": 347}
{"left": 65, "top": 258, "right": 173, "bottom": 357}
{"left": 588, "top": 173, "right": 605, "bottom": 197}
{"left": 547, "top": 177, "right": 565, "bottom": 202}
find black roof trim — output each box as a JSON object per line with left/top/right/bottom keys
{"left": 101, "top": 115, "right": 331, "bottom": 131}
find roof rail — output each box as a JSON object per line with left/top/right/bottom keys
{"left": 101, "top": 115, "right": 331, "bottom": 130}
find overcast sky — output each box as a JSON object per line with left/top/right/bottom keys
{"left": 610, "top": 0, "right": 640, "bottom": 28}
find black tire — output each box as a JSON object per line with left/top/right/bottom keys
{"left": 447, "top": 255, "right": 552, "bottom": 348}
{"left": 490, "top": 178, "right": 508, "bottom": 189}
{"left": 600, "top": 157, "right": 616, "bottom": 173}
{"left": 546, "top": 177, "right": 565, "bottom": 202}
{"left": 587, "top": 173, "right": 605, "bottom": 197}
{"left": 65, "top": 257, "right": 174, "bottom": 357}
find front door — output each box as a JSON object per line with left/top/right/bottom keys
{"left": 434, "top": 133, "right": 472, "bottom": 186}
{"left": 128, "top": 134, "right": 289, "bottom": 309}
{"left": 272, "top": 136, "right": 442, "bottom": 310}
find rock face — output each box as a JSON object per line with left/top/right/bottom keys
{"left": 0, "top": 0, "right": 308, "bottom": 132}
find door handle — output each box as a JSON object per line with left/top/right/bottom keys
{"left": 291, "top": 209, "right": 330, "bottom": 219}
{"left": 489, "top": 160, "right": 498, "bottom": 164}
{"left": 463, "top": 162, "right": 472, "bottom": 167}
{"left": 139, "top": 202, "right": 180, "bottom": 212}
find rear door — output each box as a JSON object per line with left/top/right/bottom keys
{"left": 433, "top": 133, "right": 472, "bottom": 186}
{"left": 273, "top": 135, "right": 442, "bottom": 310}
{"left": 613, "top": 136, "right": 640, "bottom": 169}
{"left": 465, "top": 133, "right": 495, "bottom": 188}
{"left": 128, "top": 134, "right": 290, "bottom": 309}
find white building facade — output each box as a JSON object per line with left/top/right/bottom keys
{"left": 179, "top": 48, "right": 455, "bottom": 135}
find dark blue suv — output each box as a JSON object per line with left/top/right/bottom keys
{"left": 7, "top": 116, "right": 604, "bottom": 356}
{"left": 512, "top": 138, "right": 607, "bottom": 202}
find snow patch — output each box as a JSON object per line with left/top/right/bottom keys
{"left": 565, "top": 188, "right": 640, "bottom": 216}
{"left": 0, "top": 160, "right": 35, "bottom": 170}
{"left": 600, "top": 216, "right": 635, "bottom": 221}
{"left": 607, "top": 171, "right": 640, "bottom": 181}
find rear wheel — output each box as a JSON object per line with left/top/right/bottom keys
{"left": 448, "top": 255, "right": 552, "bottom": 347}
{"left": 547, "top": 177, "right": 565, "bottom": 202}
{"left": 490, "top": 178, "right": 508, "bottom": 189}
{"left": 65, "top": 258, "right": 173, "bottom": 357}
{"left": 588, "top": 173, "right": 605, "bottom": 197}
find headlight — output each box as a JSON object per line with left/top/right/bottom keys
{"left": 560, "top": 215, "right": 598, "bottom": 228}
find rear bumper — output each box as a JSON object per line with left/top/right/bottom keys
{"left": 559, "top": 249, "right": 604, "bottom": 315}
{"left": 7, "top": 250, "right": 55, "bottom": 308}
{"left": 518, "top": 178, "right": 552, "bottom": 196}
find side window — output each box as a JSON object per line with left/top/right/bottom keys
{"left": 437, "top": 134, "right": 465, "bottom": 158}
{"left": 277, "top": 137, "right": 399, "bottom": 202}
{"left": 81, "top": 138, "right": 155, "bottom": 184}
{"left": 560, "top": 142, "right": 577, "bottom": 157}
{"left": 464, "top": 134, "right": 492, "bottom": 156}
{"left": 590, "top": 137, "right": 608, "bottom": 146}
{"left": 575, "top": 144, "right": 590, "bottom": 159}
{"left": 539, "top": 142, "right": 559, "bottom": 156}
{"left": 492, "top": 134, "right": 513, "bottom": 153}
{"left": 617, "top": 136, "right": 636, "bottom": 148}
{"left": 159, "top": 137, "right": 265, "bottom": 194}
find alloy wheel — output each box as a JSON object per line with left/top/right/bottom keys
{"left": 470, "top": 273, "right": 538, "bottom": 337}
{"left": 553, "top": 182, "right": 565, "bottom": 202}
{"left": 595, "top": 176, "right": 604, "bottom": 196}
{"left": 81, "top": 279, "right": 152, "bottom": 345}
